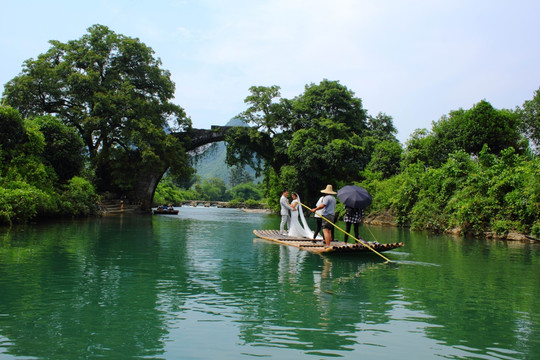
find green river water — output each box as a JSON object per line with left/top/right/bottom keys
{"left": 0, "top": 207, "right": 538, "bottom": 359}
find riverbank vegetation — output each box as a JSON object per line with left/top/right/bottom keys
{"left": 226, "top": 83, "right": 540, "bottom": 239}
{"left": 153, "top": 176, "right": 264, "bottom": 206}
{"left": 1, "top": 25, "right": 538, "bottom": 238}
{"left": 1, "top": 25, "right": 192, "bottom": 205}
{"left": 0, "top": 107, "right": 98, "bottom": 224}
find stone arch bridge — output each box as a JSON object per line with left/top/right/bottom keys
{"left": 130, "top": 125, "right": 234, "bottom": 210}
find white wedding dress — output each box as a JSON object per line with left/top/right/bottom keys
{"left": 288, "top": 197, "right": 318, "bottom": 239}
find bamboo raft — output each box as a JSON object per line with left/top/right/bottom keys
{"left": 253, "top": 230, "right": 404, "bottom": 254}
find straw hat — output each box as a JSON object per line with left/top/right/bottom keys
{"left": 320, "top": 184, "right": 337, "bottom": 195}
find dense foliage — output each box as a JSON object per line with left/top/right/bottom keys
{"left": 228, "top": 83, "right": 539, "bottom": 238}
{"left": 0, "top": 106, "right": 98, "bottom": 224}
{"left": 2, "top": 25, "right": 192, "bottom": 194}
{"left": 366, "top": 147, "right": 539, "bottom": 237}
{"left": 226, "top": 80, "right": 400, "bottom": 209}
{"left": 153, "top": 177, "right": 264, "bottom": 206}
{"left": 402, "top": 100, "right": 525, "bottom": 167}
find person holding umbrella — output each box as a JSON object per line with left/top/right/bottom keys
{"left": 337, "top": 185, "right": 372, "bottom": 243}
{"left": 343, "top": 206, "right": 364, "bottom": 243}
{"left": 310, "top": 184, "right": 337, "bottom": 246}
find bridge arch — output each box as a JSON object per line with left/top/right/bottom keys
{"left": 130, "top": 125, "right": 234, "bottom": 210}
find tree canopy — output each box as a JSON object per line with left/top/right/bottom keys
{"left": 2, "top": 24, "right": 192, "bottom": 194}
{"left": 34, "top": 115, "right": 85, "bottom": 182}
{"left": 403, "top": 100, "right": 525, "bottom": 167}
{"left": 226, "top": 79, "right": 400, "bottom": 207}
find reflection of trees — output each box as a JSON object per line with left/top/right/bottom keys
{"left": 2, "top": 210, "right": 537, "bottom": 358}
{"left": 209, "top": 233, "right": 399, "bottom": 353}
{"left": 397, "top": 233, "right": 540, "bottom": 357}
{"left": 1, "top": 211, "right": 402, "bottom": 358}
{"left": 0, "top": 216, "right": 169, "bottom": 359}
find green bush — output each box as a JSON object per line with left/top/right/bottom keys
{"left": 226, "top": 199, "right": 242, "bottom": 208}
{"left": 228, "top": 182, "right": 263, "bottom": 201}
{"left": 490, "top": 219, "right": 524, "bottom": 236}
{"left": 153, "top": 179, "right": 200, "bottom": 205}
{"left": 58, "top": 177, "right": 98, "bottom": 216}
{"left": 365, "top": 147, "right": 539, "bottom": 236}
{"left": 531, "top": 222, "right": 540, "bottom": 238}
{"left": 0, "top": 183, "right": 53, "bottom": 224}
{"left": 447, "top": 193, "right": 498, "bottom": 235}
{"left": 244, "top": 199, "right": 262, "bottom": 208}
{"left": 409, "top": 196, "right": 448, "bottom": 232}
{"left": 388, "top": 162, "right": 425, "bottom": 226}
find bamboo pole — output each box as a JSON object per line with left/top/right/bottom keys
{"left": 299, "top": 202, "right": 392, "bottom": 263}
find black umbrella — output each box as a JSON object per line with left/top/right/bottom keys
{"left": 337, "top": 185, "right": 372, "bottom": 209}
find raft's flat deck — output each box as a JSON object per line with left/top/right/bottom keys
{"left": 253, "top": 230, "right": 404, "bottom": 254}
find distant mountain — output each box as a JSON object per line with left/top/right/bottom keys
{"left": 192, "top": 118, "right": 260, "bottom": 185}
{"left": 223, "top": 117, "right": 247, "bottom": 127}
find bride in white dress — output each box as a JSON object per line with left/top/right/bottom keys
{"left": 288, "top": 192, "right": 319, "bottom": 239}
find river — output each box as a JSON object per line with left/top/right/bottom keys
{"left": 0, "top": 207, "right": 538, "bottom": 359}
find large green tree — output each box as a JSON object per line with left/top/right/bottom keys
{"left": 2, "top": 24, "right": 192, "bottom": 194}
{"left": 404, "top": 100, "right": 525, "bottom": 167}
{"left": 226, "top": 79, "right": 396, "bottom": 207}
{"left": 225, "top": 85, "right": 289, "bottom": 175}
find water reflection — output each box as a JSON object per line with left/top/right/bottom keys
{"left": 0, "top": 216, "right": 168, "bottom": 359}
{"left": 0, "top": 209, "right": 538, "bottom": 359}
{"left": 219, "top": 238, "right": 400, "bottom": 356}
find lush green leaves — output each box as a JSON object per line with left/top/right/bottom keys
{"left": 366, "top": 140, "right": 403, "bottom": 179}
{"left": 369, "top": 147, "right": 539, "bottom": 236}
{"left": 0, "top": 182, "right": 53, "bottom": 224}
{"left": 2, "top": 24, "right": 191, "bottom": 194}
{"left": 153, "top": 178, "right": 197, "bottom": 205}
{"left": 57, "top": 177, "right": 98, "bottom": 216}
{"left": 404, "top": 100, "right": 525, "bottom": 168}
{"left": 240, "top": 85, "right": 288, "bottom": 134}
{"left": 228, "top": 182, "right": 263, "bottom": 201}
{"left": 35, "top": 115, "right": 85, "bottom": 182}
{"left": 227, "top": 79, "right": 391, "bottom": 208}
{"left": 0, "top": 106, "right": 26, "bottom": 150}
{"left": 0, "top": 107, "right": 98, "bottom": 224}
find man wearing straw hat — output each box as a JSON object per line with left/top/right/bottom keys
{"left": 310, "top": 184, "right": 337, "bottom": 246}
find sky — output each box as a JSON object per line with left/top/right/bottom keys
{"left": 1, "top": 0, "right": 539, "bottom": 143}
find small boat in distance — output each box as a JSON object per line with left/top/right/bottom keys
{"left": 153, "top": 204, "right": 179, "bottom": 215}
